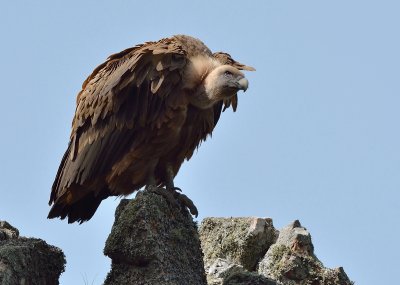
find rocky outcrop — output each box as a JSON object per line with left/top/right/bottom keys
{"left": 200, "top": 217, "right": 277, "bottom": 272}
{"left": 0, "top": 221, "right": 65, "bottom": 285}
{"left": 258, "top": 220, "right": 352, "bottom": 285}
{"left": 199, "top": 217, "right": 278, "bottom": 285}
{"left": 2, "top": 189, "right": 353, "bottom": 285}
{"left": 103, "top": 188, "right": 207, "bottom": 285}
{"left": 199, "top": 218, "right": 353, "bottom": 285}
{"left": 102, "top": 188, "right": 353, "bottom": 285}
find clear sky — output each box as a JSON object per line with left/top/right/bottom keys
{"left": 1, "top": 1, "right": 399, "bottom": 284}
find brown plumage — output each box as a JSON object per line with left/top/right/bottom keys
{"left": 48, "top": 35, "right": 254, "bottom": 223}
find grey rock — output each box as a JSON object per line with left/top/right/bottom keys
{"left": 0, "top": 221, "right": 65, "bottom": 285}
{"left": 100, "top": 189, "right": 352, "bottom": 284}
{"left": 199, "top": 217, "right": 277, "bottom": 271}
{"left": 0, "top": 221, "right": 19, "bottom": 241}
{"left": 207, "top": 258, "right": 245, "bottom": 284}
{"left": 104, "top": 188, "right": 207, "bottom": 285}
{"left": 258, "top": 220, "right": 353, "bottom": 285}
{"left": 206, "top": 258, "right": 277, "bottom": 285}
{"left": 199, "top": 218, "right": 277, "bottom": 285}
{"left": 222, "top": 271, "right": 278, "bottom": 285}
{"left": 322, "top": 267, "right": 353, "bottom": 285}
{"left": 275, "top": 220, "right": 314, "bottom": 256}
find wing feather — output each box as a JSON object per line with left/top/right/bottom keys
{"left": 50, "top": 38, "right": 187, "bottom": 206}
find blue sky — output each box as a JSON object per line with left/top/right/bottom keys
{"left": 1, "top": 1, "right": 399, "bottom": 284}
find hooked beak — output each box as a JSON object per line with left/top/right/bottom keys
{"left": 237, "top": 77, "right": 249, "bottom": 92}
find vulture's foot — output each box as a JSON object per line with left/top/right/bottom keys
{"left": 146, "top": 186, "right": 198, "bottom": 217}
{"left": 173, "top": 191, "right": 198, "bottom": 218}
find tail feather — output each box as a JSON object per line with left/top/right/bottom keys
{"left": 48, "top": 190, "right": 109, "bottom": 224}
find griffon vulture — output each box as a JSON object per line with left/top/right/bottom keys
{"left": 48, "top": 35, "right": 254, "bottom": 223}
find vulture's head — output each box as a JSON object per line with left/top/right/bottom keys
{"left": 185, "top": 56, "right": 250, "bottom": 109}
{"left": 204, "top": 65, "right": 248, "bottom": 100}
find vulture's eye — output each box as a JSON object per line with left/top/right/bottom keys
{"left": 224, "top": 70, "right": 233, "bottom": 76}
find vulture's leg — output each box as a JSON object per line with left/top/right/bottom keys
{"left": 144, "top": 160, "right": 161, "bottom": 192}
{"left": 164, "top": 165, "right": 198, "bottom": 217}
{"left": 145, "top": 172, "right": 157, "bottom": 189}
{"left": 165, "top": 165, "right": 181, "bottom": 192}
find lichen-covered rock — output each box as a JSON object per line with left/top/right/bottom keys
{"left": 321, "top": 267, "right": 353, "bottom": 285}
{"left": 258, "top": 220, "right": 353, "bottom": 285}
{"left": 222, "top": 271, "right": 278, "bottom": 285}
{"left": 0, "top": 221, "right": 65, "bottom": 285}
{"left": 104, "top": 188, "right": 207, "bottom": 285}
{"left": 102, "top": 192, "right": 352, "bottom": 285}
{"left": 0, "top": 221, "right": 19, "bottom": 241}
{"left": 207, "top": 258, "right": 246, "bottom": 284}
{"left": 199, "top": 217, "right": 277, "bottom": 285}
{"left": 206, "top": 258, "right": 277, "bottom": 285}
{"left": 199, "top": 217, "right": 277, "bottom": 271}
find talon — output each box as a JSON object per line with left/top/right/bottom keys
{"left": 166, "top": 186, "right": 182, "bottom": 193}
{"left": 178, "top": 193, "right": 198, "bottom": 217}
{"left": 173, "top": 187, "right": 182, "bottom": 192}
